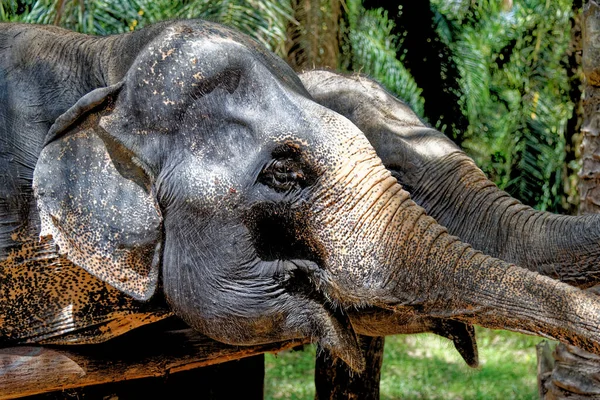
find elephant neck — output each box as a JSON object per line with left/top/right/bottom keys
{"left": 405, "top": 151, "right": 600, "bottom": 288}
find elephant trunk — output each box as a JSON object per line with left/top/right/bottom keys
{"left": 415, "top": 230, "right": 600, "bottom": 355}
{"left": 408, "top": 150, "right": 600, "bottom": 288}
{"left": 312, "top": 156, "right": 600, "bottom": 356}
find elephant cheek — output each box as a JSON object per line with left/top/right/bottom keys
{"left": 158, "top": 215, "right": 366, "bottom": 370}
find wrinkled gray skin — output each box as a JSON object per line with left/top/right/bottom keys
{"left": 3, "top": 22, "right": 600, "bottom": 373}
{"left": 300, "top": 70, "right": 600, "bottom": 367}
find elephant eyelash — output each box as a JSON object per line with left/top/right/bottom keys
{"left": 259, "top": 158, "right": 305, "bottom": 192}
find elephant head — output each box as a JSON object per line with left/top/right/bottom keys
{"left": 32, "top": 21, "right": 600, "bottom": 371}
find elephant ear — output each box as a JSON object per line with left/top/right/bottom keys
{"left": 33, "top": 83, "right": 163, "bottom": 301}
{"left": 43, "top": 82, "right": 124, "bottom": 145}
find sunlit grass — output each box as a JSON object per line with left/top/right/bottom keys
{"left": 265, "top": 327, "right": 548, "bottom": 400}
{"left": 265, "top": 344, "right": 317, "bottom": 400}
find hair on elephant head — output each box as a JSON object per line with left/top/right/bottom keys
{"left": 25, "top": 20, "right": 600, "bottom": 371}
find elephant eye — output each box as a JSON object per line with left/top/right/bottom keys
{"left": 259, "top": 158, "right": 305, "bottom": 192}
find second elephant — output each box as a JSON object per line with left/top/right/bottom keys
{"left": 301, "top": 70, "right": 600, "bottom": 381}
{"left": 301, "top": 70, "right": 600, "bottom": 288}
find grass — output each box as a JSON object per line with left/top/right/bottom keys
{"left": 265, "top": 327, "right": 548, "bottom": 400}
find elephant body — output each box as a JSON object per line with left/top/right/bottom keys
{"left": 0, "top": 22, "right": 173, "bottom": 344}
{"left": 3, "top": 20, "right": 600, "bottom": 375}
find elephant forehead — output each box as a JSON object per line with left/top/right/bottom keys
{"left": 117, "top": 27, "right": 310, "bottom": 138}
{"left": 127, "top": 39, "right": 241, "bottom": 108}
{"left": 128, "top": 22, "right": 297, "bottom": 98}
{"left": 137, "top": 39, "right": 237, "bottom": 79}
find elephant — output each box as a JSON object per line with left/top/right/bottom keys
{"left": 3, "top": 20, "right": 600, "bottom": 378}
{"left": 300, "top": 70, "right": 600, "bottom": 384}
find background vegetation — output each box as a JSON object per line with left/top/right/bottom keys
{"left": 0, "top": 0, "right": 582, "bottom": 398}
{"left": 265, "top": 329, "right": 546, "bottom": 400}
{"left": 0, "top": 0, "right": 583, "bottom": 212}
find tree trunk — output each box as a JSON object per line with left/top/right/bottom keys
{"left": 286, "top": 0, "right": 342, "bottom": 71}
{"left": 564, "top": 0, "right": 585, "bottom": 214}
{"left": 539, "top": 1, "right": 600, "bottom": 398}
{"left": 579, "top": 0, "right": 600, "bottom": 215}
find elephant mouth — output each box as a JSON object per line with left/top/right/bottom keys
{"left": 280, "top": 259, "right": 335, "bottom": 301}
{"left": 280, "top": 259, "right": 365, "bottom": 370}
{"left": 243, "top": 203, "right": 355, "bottom": 332}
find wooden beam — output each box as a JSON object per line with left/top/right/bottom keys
{"left": 0, "top": 321, "right": 308, "bottom": 399}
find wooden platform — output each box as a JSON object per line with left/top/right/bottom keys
{"left": 0, "top": 319, "right": 308, "bottom": 399}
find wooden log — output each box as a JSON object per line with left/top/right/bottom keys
{"left": 0, "top": 320, "right": 308, "bottom": 399}
{"left": 37, "top": 354, "right": 266, "bottom": 400}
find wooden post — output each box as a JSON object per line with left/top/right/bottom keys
{"left": 314, "top": 336, "right": 384, "bottom": 400}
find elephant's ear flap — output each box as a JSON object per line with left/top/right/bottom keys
{"left": 44, "top": 82, "right": 124, "bottom": 145}
{"left": 33, "top": 84, "right": 162, "bottom": 301}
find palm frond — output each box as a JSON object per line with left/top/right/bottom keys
{"left": 344, "top": 2, "right": 425, "bottom": 118}
{"left": 2, "top": 0, "right": 293, "bottom": 56}
{"left": 451, "top": 0, "right": 574, "bottom": 212}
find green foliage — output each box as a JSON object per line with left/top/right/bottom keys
{"left": 0, "top": 0, "right": 293, "bottom": 56}
{"left": 342, "top": 0, "right": 426, "bottom": 118}
{"left": 265, "top": 328, "right": 544, "bottom": 399}
{"left": 431, "top": 0, "right": 575, "bottom": 212}
{"left": 339, "top": 0, "right": 577, "bottom": 212}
